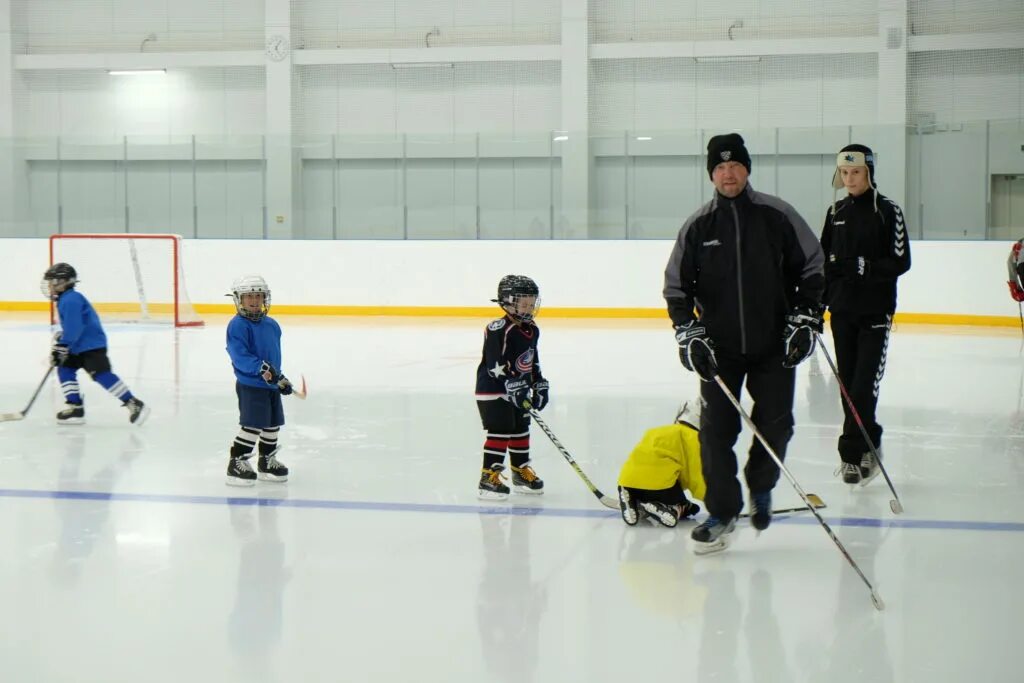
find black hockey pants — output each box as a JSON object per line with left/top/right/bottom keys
{"left": 698, "top": 350, "right": 795, "bottom": 521}
{"left": 829, "top": 311, "right": 892, "bottom": 465}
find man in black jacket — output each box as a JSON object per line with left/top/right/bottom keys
{"left": 664, "top": 133, "right": 825, "bottom": 555}
{"left": 821, "top": 144, "right": 911, "bottom": 487}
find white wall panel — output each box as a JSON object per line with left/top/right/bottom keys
{"left": 0, "top": 239, "right": 1015, "bottom": 323}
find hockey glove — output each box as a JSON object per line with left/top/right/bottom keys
{"left": 1009, "top": 281, "right": 1024, "bottom": 302}
{"left": 277, "top": 376, "right": 294, "bottom": 395}
{"left": 783, "top": 305, "right": 824, "bottom": 368}
{"left": 51, "top": 343, "right": 70, "bottom": 367}
{"left": 531, "top": 380, "right": 550, "bottom": 411}
{"left": 505, "top": 377, "right": 532, "bottom": 410}
{"left": 260, "top": 361, "right": 283, "bottom": 384}
{"left": 675, "top": 321, "right": 718, "bottom": 382}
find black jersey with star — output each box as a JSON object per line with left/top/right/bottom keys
{"left": 475, "top": 315, "right": 545, "bottom": 400}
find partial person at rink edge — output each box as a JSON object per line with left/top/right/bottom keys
{"left": 663, "top": 132, "right": 825, "bottom": 555}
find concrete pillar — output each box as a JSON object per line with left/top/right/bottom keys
{"left": 874, "top": 0, "right": 909, "bottom": 209}
{"left": 264, "top": 0, "right": 295, "bottom": 238}
{"left": 559, "top": 0, "right": 590, "bottom": 238}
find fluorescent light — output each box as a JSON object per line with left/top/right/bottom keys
{"left": 636, "top": 136, "right": 653, "bottom": 141}
{"left": 108, "top": 69, "right": 166, "bottom": 76}
{"left": 694, "top": 56, "right": 761, "bottom": 63}
{"left": 390, "top": 62, "right": 453, "bottom": 69}
{"left": 553, "top": 135, "right": 569, "bottom": 142}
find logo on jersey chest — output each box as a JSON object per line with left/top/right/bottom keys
{"left": 515, "top": 349, "right": 535, "bottom": 374}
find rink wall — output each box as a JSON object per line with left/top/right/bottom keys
{"left": 0, "top": 238, "right": 1016, "bottom": 326}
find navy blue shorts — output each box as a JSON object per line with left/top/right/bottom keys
{"left": 236, "top": 382, "right": 285, "bottom": 429}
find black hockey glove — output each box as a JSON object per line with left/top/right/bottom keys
{"left": 531, "top": 380, "right": 550, "bottom": 411}
{"left": 675, "top": 321, "right": 717, "bottom": 382}
{"left": 51, "top": 343, "right": 70, "bottom": 367}
{"left": 277, "top": 376, "right": 294, "bottom": 395}
{"left": 260, "top": 361, "right": 283, "bottom": 384}
{"left": 505, "top": 377, "right": 532, "bottom": 410}
{"left": 783, "top": 305, "right": 824, "bottom": 368}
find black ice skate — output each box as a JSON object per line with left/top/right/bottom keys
{"left": 226, "top": 456, "right": 257, "bottom": 487}
{"left": 837, "top": 462, "right": 861, "bottom": 485}
{"left": 56, "top": 402, "right": 85, "bottom": 425}
{"left": 749, "top": 490, "right": 772, "bottom": 532}
{"left": 510, "top": 463, "right": 544, "bottom": 495}
{"left": 618, "top": 487, "right": 641, "bottom": 526}
{"left": 640, "top": 501, "right": 682, "bottom": 528}
{"left": 258, "top": 451, "right": 289, "bottom": 482}
{"left": 124, "top": 397, "right": 150, "bottom": 426}
{"left": 478, "top": 464, "right": 510, "bottom": 500}
{"left": 859, "top": 451, "right": 881, "bottom": 487}
{"left": 690, "top": 516, "right": 737, "bottom": 555}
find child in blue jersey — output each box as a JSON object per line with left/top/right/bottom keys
{"left": 225, "top": 275, "right": 293, "bottom": 486}
{"left": 41, "top": 263, "right": 149, "bottom": 426}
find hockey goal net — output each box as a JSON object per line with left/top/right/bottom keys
{"left": 49, "top": 233, "right": 204, "bottom": 327}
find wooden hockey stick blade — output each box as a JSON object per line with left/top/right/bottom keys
{"left": 599, "top": 494, "right": 619, "bottom": 510}
{"left": 291, "top": 375, "right": 307, "bottom": 400}
{"left": 0, "top": 412, "right": 27, "bottom": 422}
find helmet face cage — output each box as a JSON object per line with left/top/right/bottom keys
{"left": 495, "top": 275, "right": 541, "bottom": 323}
{"left": 40, "top": 263, "right": 77, "bottom": 300}
{"left": 231, "top": 276, "right": 271, "bottom": 322}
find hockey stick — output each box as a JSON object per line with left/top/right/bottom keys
{"left": 713, "top": 375, "right": 885, "bottom": 611}
{"left": 524, "top": 401, "right": 618, "bottom": 510}
{"left": 0, "top": 366, "right": 55, "bottom": 422}
{"left": 291, "top": 375, "right": 307, "bottom": 400}
{"left": 814, "top": 333, "right": 903, "bottom": 514}
{"left": 738, "top": 493, "right": 826, "bottom": 519}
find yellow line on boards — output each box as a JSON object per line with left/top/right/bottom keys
{"left": 1, "top": 300, "right": 1021, "bottom": 327}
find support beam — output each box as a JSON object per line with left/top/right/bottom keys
{"left": 560, "top": 0, "right": 589, "bottom": 238}
{"left": 264, "top": 0, "right": 293, "bottom": 238}
{"left": 876, "top": 0, "right": 909, "bottom": 210}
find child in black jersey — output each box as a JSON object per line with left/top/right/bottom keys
{"left": 474, "top": 275, "right": 550, "bottom": 500}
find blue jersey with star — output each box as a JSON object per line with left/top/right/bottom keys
{"left": 475, "top": 315, "right": 545, "bottom": 400}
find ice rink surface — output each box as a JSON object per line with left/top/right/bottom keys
{"left": 1, "top": 312, "right": 1021, "bottom": 683}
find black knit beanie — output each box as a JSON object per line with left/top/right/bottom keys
{"left": 706, "top": 133, "right": 752, "bottom": 178}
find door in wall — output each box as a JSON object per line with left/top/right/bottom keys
{"left": 990, "top": 174, "right": 1024, "bottom": 241}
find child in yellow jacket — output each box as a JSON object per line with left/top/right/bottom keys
{"left": 618, "top": 399, "right": 706, "bottom": 528}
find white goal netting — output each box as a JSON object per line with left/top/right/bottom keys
{"left": 49, "top": 233, "right": 204, "bottom": 327}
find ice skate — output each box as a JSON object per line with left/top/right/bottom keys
{"left": 510, "top": 462, "right": 544, "bottom": 495}
{"left": 837, "top": 462, "right": 861, "bottom": 486}
{"left": 691, "top": 516, "right": 737, "bottom": 555}
{"left": 258, "top": 450, "right": 289, "bottom": 482}
{"left": 749, "top": 490, "right": 772, "bottom": 532}
{"left": 859, "top": 451, "right": 881, "bottom": 487}
{"left": 478, "top": 464, "right": 510, "bottom": 500}
{"left": 124, "top": 397, "right": 150, "bottom": 426}
{"left": 226, "top": 456, "right": 256, "bottom": 487}
{"left": 56, "top": 403, "right": 85, "bottom": 426}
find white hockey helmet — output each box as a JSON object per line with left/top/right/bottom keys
{"left": 231, "top": 275, "right": 271, "bottom": 321}
{"left": 675, "top": 397, "right": 704, "bottom": 430}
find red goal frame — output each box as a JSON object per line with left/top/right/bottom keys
{"left": 48, "top": 233, "right": 204, "bottom": 328}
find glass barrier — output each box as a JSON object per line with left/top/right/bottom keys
{"left": 0, "top": 120, "right": 1020, "bottom": 240}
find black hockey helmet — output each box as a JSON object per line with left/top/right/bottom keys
{"left": 40, "top": 262, "right": 78, "bottom": 300}
{"left": 493, "top": 274, "right": 541, "bottom": 323}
